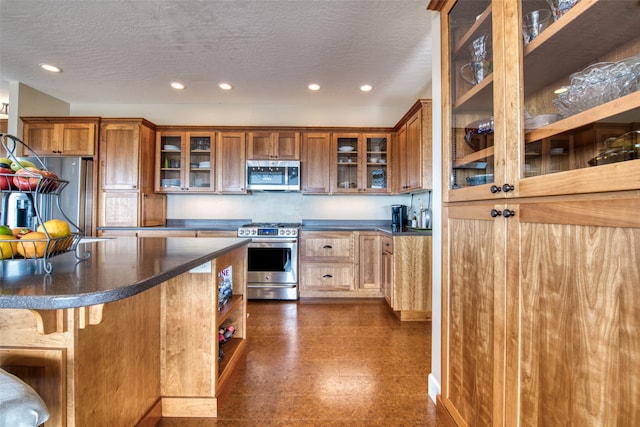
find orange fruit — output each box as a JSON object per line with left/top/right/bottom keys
{"left": 0, "top": 235, "right": 18, "bottom": 259}
{"left": 16, "top": 232, "right": 48, "bottom": 258}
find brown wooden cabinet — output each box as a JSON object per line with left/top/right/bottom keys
{"left": 333, "top": 133, "right": 390, "bottom": 194}
{"left": 216, "top": 132, "right": 246, "bottom": 193}
{"left": 432, "top": 0, "right": 640, "bottom": 424}
{"left": 156, "top": 130, "right": 216, "bottom": 192}
{"left": 393, "top": 100, "right": 432, "bottom": 193}
{"left": 99, "top": 118, "right": 165, "bottom": 227}
{"left": 21, "top": 117, "right": 99, "bottom": 156}
{"left": 299, "top": 231, "right": 355, "bottom": 294}
{"left": 382, "top": 234, "right": 431, "bottom": 321}
{"left": 0, "top": 119, "right": 7, "bottom": 133}
{"left": 301, "top": 132, "right": 332, "bottom": 194}
{"left": 358, "top": 232, "right": 381, "bottom": 291}
{"left": 247, "top": 131, "right": 300, "bottom": 160}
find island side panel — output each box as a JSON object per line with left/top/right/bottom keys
{"left": 73, "top": 285, "right": 161, "bottom": 426}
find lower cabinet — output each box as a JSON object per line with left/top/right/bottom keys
{"left": 382, "top": 234, "right": 432, "bottom": 321}
{"left": 441, "top": 197, "right": 640, "bottom": 426}
{"left": 99, "top": 191, "right": 166, "bottom": 228}
{"left": 299, "top": 231, "right": 356, "bottom": 296}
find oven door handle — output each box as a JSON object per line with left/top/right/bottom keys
{"left": 249, "top": 239, "right": 297, "bottom": 245}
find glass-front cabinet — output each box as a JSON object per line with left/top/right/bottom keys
{"left": 332, "top": 133, "right": 389, "bottom": 193}
{"left": 442, "top": 0, "right": 640, "bottom": 202}
{"left": 156, "top": 131, "right": 215, "bottom": 192}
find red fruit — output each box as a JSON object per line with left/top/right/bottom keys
{"left": 13, "top": 167, "right": 57, "bottom": 191}
{"left": 0, "top": 166, "right": 14, "bottom": 191}
{"left": 12, "top": 228, "right": 32, "bottom": 239}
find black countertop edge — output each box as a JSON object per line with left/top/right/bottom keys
{"left": 0, "top": 238, "right": 251, "bottom": 310}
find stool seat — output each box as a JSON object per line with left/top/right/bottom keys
{"left": 0, "top": 368, "right": 50, "bottom": 427}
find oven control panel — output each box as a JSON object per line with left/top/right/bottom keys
{"left": 238, "top": 225, "right": 299, "bottom": 238}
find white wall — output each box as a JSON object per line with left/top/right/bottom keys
{"left": 428, "top": 10, "right": 442, "bottom": 404}
{"left": 8, "top": 82, "right": 69, "bottom": 136}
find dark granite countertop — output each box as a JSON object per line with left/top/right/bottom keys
{"left": 0, "top": 237, "right": 250, "bottom": 310}
{"left": 98, "top": 219, "right": 432, "bottom": 236}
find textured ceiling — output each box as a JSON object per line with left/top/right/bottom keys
{"left": 0, "top": 0, "right": 433, "bottom": 110}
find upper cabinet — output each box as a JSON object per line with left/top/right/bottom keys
{"left": 247, "top": 131, "right": 300, "bottom": 160}
{"left": 156, "top": 130, "right": 216, "bottom": 193}
{"left": 332, "top": 133, "right": 390, "bottom": 194}
{"left": 441, "top": 0, "right": 639, "bottom": 203}
{"left": 216, "top": 132, "right": 246, "bottom": 194}
{"left": 301, "top": 132, "right": 332, "bottom": 194}
{"left": 21, "top": 117, "right": 100, "bottom": 156}
{"left": 393, "top": 100, "right": 433, "bottom": 193}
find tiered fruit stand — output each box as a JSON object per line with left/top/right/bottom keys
{"left": 0, "top": 133, "right": 89, "bottom": 272}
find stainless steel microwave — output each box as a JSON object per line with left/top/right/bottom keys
{"left": 246, "top": 160, "right": 300, "bottom": 192}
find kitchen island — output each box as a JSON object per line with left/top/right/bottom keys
{"left": 0, "top": 237, "right": 249, "bottom": 426}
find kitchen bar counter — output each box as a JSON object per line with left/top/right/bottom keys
{"left": 0, "top": 237, "right": 250, "bottom": 309}
{"left": 0, "top": 237, "right": 249, "bottom": 426}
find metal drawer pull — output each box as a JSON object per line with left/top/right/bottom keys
{"left": 322, "top": 274, "right": 333, "bottom": 278}
{"left": 323, "top": 245, "right": 332, "bottom": 249}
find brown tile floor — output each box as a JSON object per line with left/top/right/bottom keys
{"left": 159, "top": 298, "right": 447, "bottom": 426}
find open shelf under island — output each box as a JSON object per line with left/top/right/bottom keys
{"left": 0, "top": 237, "right": 249, "bottom": 426}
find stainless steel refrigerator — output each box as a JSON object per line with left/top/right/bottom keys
{"left": 7, "top": 157, "right": 95, "bottom": 235}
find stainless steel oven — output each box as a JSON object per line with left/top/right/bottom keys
{"left": 238, "top": 223, "right": 300, "bottom": 300}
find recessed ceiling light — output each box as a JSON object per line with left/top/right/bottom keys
{"left": 219, "top": 83, "right": 232, "bottom": 90}
{"left": 308, "top": 83, "right": 321, "bottom": 91}
{"left": 40, "top": 63, "right": 62, "bottom": 73}
{"left": 360, "top": 84, "right": 373, "bottom": 92}
{"left": 170, "top": 82, "right": 185, "bottom": 90}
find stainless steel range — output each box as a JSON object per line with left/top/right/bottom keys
{"left": 237, "top": 222, "right": 301, "bottom": 300}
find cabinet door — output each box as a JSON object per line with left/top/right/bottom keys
{"left": 59, "top": 123, "right": 97, "bottom": 156}
{"left": 185, "top": 132, "right": 215, "bottom": 192}
{"left": 247, "top": 131, "right": 272, "bottom": 159}
{"left": 216, "top": 132, "right": 246, "bottom": 193}
{"left": 301, "top": 132, "right": 331, "bottom": 194}
{"left": 100, "top": 192, "right": 139, "bottom": 227}
{"left": 359, "top": 233, "right": 381, "bottom": 290}
{"left": 141, "top": 193, "right": 166, "bottom": 227}
{"left": 100, "top": 123, "right": 140, "bottom": 190}
{"left": 403, "top": 111, "right": 422, "bottom": 191}
{"left": 274, "top": 131, "right": 300, "bottom": 160}
{"left": 362, "top": 134, "right": 389, "bottom": 193}
{"left": 393, "top": 125, "right": 407, "bottom": 193}
{"left": 333, "top": 133, "right": 360, "bottom": 193}
{"left": 518, "top": 0, "right": 640, "bottom": 197}
{"left": 441, "top": 203, "right": 507, "bottom": 426}
{"left": 441, "top": 1, "right": 497, "bottom": 202}
{"left": 382, "top": 249, "right": 394, "bottom": 307}
{"left": 511, "top": 198, "right": 640, "bottom": 425}
{"left": 157, "top": 131, "right": 185, "bottom": 192}
{"left": 22, "top": 122, "right": 57, "bottom": 155}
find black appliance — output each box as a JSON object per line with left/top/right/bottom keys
{"left": 391, "top": 204, "right": 407, "bottom": 232}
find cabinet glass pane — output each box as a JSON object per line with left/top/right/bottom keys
{"left": 448, "top": 0, "right": 495, "bottom": 190}
{"left": 366, "top": 136, "right": 387, "bottom": 190}
{"left": 521, "top": 0, "right": 640, "bottom": 179}
{"left": 336, "top": 137, "right": 358, "bottom": 190}
{"left": 160, "top": 135, "right": 182, "bottom": 189}
{"left": 189, "top": 135, "right": 212, "bottom": 189}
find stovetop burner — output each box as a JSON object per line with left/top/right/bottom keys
{"left": 237, "top": 222, "right": 301, "bottom": 238}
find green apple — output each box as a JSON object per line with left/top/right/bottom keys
{"left": 10, "top": 159, "right": 36, "bottom": 171}
{"left": 0, "top": 157, "right": 12, "bottom": 168}
{"left": 0, "top": 225, "right": 13, "bottom": 236}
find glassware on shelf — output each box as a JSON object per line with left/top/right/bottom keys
{"left": 522, "top": 9, "right": 552, "bottom": 45}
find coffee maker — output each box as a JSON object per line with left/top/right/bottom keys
{"left": 1, "top": 193, "right": 36, "bottom": 229}
{"left": 391, "top": 204, "right": 407, "bottom": 232}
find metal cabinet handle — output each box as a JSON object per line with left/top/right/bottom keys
{"left": 490, "top": 209, "right": 502, "bottom": 217}
{"left": 502, "top": 183, "right": 514, "bottom": 192}
{"left": 323, "top": 245, "right": 332, "bottom": 249}
{"left": 322, "top": 274, "right": 333, "bottom": 278}
{"left": 490, "top": 185, "right": 501, "bottom": 193}
{"left": 502, "top": 209, "right": 515, "bottom": 218}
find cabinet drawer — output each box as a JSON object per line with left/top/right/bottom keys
{"left": 299, "top": 232, "right": 354, "bottom": 261}
{"left": 300, "top": 263, "right": 354, "bottom": 291}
